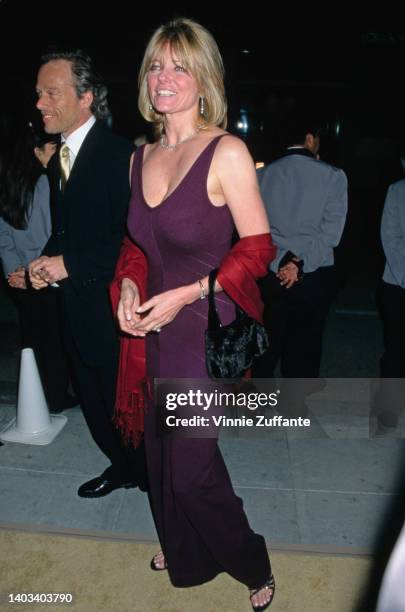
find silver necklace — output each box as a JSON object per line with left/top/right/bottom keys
{"left": 160, "top": 129, "right": 199, "bottom": 150}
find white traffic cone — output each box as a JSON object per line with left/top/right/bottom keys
{"left": 0, "top": 348, "right": 67, "bottom": 445}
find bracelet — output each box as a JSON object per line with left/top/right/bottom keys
{"left": 198, "top": 279, "right": 206, "bottom": 300}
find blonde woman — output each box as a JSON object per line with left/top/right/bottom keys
{"left": 116, "top": 18, "right": 276, "bottom": 610}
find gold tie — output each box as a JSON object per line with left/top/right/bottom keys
{"left": 59, "top": 144, "right": 71, "bottom": 192}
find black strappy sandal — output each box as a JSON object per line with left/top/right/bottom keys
{"left": 150, "top": 551, "right": 168, "bottom": 571}
{"left": 249, "top": 575, "right": 276, "bottom": 611}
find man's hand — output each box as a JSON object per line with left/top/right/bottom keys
{"left": 7, "top": 267, "right": 27, "bottom": 289}
{"left": 277, "top": 260, "right": 300, "bottom": 288}
{"left": 29, "top": 255, "right": 68, "bottom": 289}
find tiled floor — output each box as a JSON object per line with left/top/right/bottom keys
{"left": 1, "top": 401, "right": 403, "bottom": 553}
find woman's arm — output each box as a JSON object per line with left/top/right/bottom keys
{"left": 210, "top": 134, "right": 270, "bottom": 237}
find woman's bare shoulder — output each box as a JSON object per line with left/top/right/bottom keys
{"left": 212, "top": 130, "right": 251, "bottom": 163}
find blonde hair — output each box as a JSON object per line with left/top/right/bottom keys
{"left": 138, "top": 18, "right": 227, "bottom": 135}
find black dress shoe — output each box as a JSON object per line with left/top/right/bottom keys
{"left": 78, "top": 474, "right": 137, "bottom": 498}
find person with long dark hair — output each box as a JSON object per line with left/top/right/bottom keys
{"left": 0, "top": 120, "right": 74, "bottom": 412}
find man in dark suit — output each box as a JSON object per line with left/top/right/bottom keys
{"left": 29, "top": 50, "right": 146, "bottom": 497}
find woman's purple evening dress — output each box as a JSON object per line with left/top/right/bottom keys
{"left": 127, "top": 136, "right": 271, "bottom": 588}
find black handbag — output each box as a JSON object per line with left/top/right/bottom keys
{"left": 205, "top": 269, "right": 269, "bottom": 378}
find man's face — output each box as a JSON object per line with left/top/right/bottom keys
{"left": 36, "top": 59, "right": 93, "bottom": 138}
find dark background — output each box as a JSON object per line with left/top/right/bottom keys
{"left": 1, "top": 3, "right": 405, "bottom": 303}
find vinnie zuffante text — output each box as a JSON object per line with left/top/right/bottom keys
{"left": 164, "top": 389, "right": 311, "bottom": 429}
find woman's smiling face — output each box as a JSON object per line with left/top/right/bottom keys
{"left": 147, "top": 45, "right": 200, "bottom": 117}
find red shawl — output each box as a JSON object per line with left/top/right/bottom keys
{"left": 110, "top": 232, "right": 276, "bottom": 447}
{"left": 109, "top": 236, "right": 148, "bottom": 448}
{"left": 217, "top": 233, "right": 276, "bottom": 322}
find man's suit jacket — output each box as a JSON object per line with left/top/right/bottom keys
{"left": 43, "top": 121, "right": 133, "bottom": 366}
{"left": 259, "top": 149, "right": 347, "bottom": 274}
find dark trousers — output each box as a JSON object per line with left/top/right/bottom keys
{"left": 64, "top": 322, "right": 146, "bottom": 482}
{"left": 11, "top": 286, "right": 71, "bottom": 411}
{"left": 378, "top": 281, "right": 405, "bottom": 378}
{"left": 253, "top": 269, "right": 329, "bottom": 378}
{"left": 373, "top": 281, "right": 405, "bottom": 427}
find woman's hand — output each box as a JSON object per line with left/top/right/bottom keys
{"left": 132, "top": 284, "right": 199, "bottom": 335}
{"left": 8, "top": 267, "right": 26, "bottom": 289}
{"left": 117, "top": 278, "right": 143, "bottom": 336}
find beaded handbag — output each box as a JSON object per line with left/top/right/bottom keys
{"left": 205, "top": 269, "right": 269, "bottom": 378}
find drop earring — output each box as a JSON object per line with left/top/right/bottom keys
{"left": 149, "top": 103, "right": 153, "bottom": 111}
{"left": 199, "top": 96, "right": 205, "bottom": 116}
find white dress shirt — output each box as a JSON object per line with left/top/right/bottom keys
{"left": 61, "top": 115, "right": 96, "bottom": 171}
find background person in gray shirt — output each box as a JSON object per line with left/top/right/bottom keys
{"left": 253, "top": 113, "right": 348, "bottom": 380}
{"left": 0, "top": 120, "right": 74, "bottom": 412}
{"left": 372, "top": 148, "right": 405, "bottom": 434}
